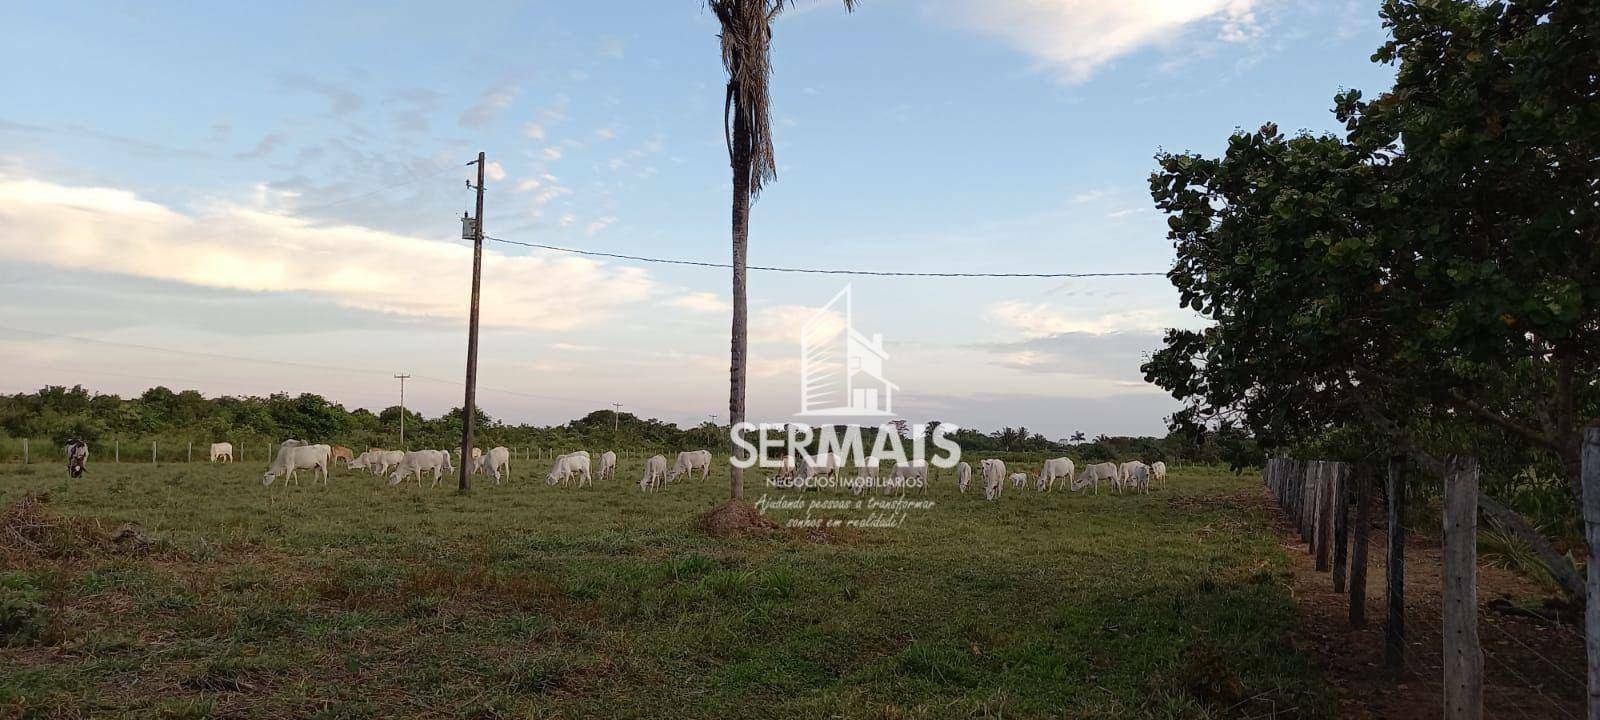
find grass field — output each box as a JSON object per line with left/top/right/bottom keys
{"left": 0, "top": 458, "right": 1329, "bottom": 719}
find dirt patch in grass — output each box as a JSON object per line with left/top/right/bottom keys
{"left": 1261, "top": 489, "right": 1585, "bottom": 719}
{"left": 696, "top": 499, "right": 777, "bottom": 538}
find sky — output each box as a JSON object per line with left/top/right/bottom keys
{"left": 0, "top": 0, "right": 1398, "bottom": 439}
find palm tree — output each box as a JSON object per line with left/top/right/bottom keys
{"left": 709, "top": 0, "right": 856, "bottom": 503}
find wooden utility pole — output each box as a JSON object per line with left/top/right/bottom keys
{"left": 459, "top": 152, "right": 486, "bottom": 491}
{"left": 394, "top": 373, "right": 411, "bottom": 449}
{"left": 612, "top": 403, "right": 622, "bottom": 431}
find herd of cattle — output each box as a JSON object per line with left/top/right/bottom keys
{"left": 65, "top": 439, "right": 1171, "bottom": 498}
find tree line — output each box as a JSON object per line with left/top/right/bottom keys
{"left": 0, "top": 384, "right": 1243, "bottom": 464}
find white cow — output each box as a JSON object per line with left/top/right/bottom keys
{"left": 1150, "top": 461, "right": 1168, "bottom": 488}
{"left": 640, "top": 454, "right": 667, "bottom": 491}
{"left": 1011, "top": 470, "right": 1028, "bottom": 489}
{"left": 1073, "top": 462, "right": 1119, "bottom": 494}
{"left": 597, "top": 451, "right": 617, "bottom": 481}
{"left": 378, "top": 450, "right": 406, "bottom": 476}
{"left": 546, "top": 452, "right": 591, "bottom": 486}
{"left": 981, "top": 458, "right": 1006, "bottom": 501}
{"left": 389, "top": 450, "right": 449, "bottom": 487}
{"left": 263, "top": 440, "right": 330, "bottom": 486}
{"left": 666, "top": 450, "right": 713, "bottom": 483}
{"left": 1036, "top": 457, "right": 1075, "bottom": 492}
{"left": 440, "top": 450, "right": 454, "bottom": 473}
{"left": 1124, "top": 463, "right": 1151, "bottom": 494}
{"left": 955, "top": 461, "right": 972, "bottom": 493}
{"left": 803, "top": 452, "right": 842, "bottom": 483}
{"left": 890, "top": 460, "right": 928, "bottom": 494}
{"left": 209, "top": 442, "right": 233, "bottom": 463}
{"left": 1117, "top": 461, "right": 1148, "bottom": 494}
{"left": 475, "top": 446, "right": 511, "bottom": 484}
{"left": 348, "top": 449, "right": 378, "bottom": 473}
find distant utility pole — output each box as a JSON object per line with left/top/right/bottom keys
{"left": 394, "top": 374, "right": 411, "bottom": 448}
{"left": 612, "top": 403, "right": 623, "bottom": 431}
{"left": 459, "top": 151, "right": 486, "bottom": 491}
{"left": 708, "top": 413, "right": 718, "bottom": 426}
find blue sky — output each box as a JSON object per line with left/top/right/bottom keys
{"left": 0, "top": 0, "right": 1397, "bottom": 438}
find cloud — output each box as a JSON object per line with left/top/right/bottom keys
{"left": 937, "top": 0, "right": 1263, "bottom": 83}
{"left": 1070, "top": 188, "right": 1108, "bottom": 204}
{"left": 484, "top": 161, "right": 507, "bottom": 182}
{"left": 276, "top": 72, "right": 364, "bottom": 117}
{"left": 0, "top": 175, "right": 655, "bottom": 331}
{"left": 461, "top": 85, "right": 517, "bottom": 127}
{"left": 234, "top": 132, "right": 287, "bottom": 161}
{"left": 551, "top": 342, "right": 602, "bottom": 352}
{"left": 521, "top": 123, "right": 545, "bottom": 141}
{"left": 583, "top": 217, "right": 615, "bottom": 235}
{"left": 669, "top": 292, "right": 727, "bottom": 313}
{"left": 985, "top": 300, "right": 1183, "bottom": 338}
{"left": 594, "top": 127, "right": 616, "bottom": 141}
{"left": 541, "top": 147, "right": 564, "bottom": 161}
{"left": 599, "top": 36, "right": 626, "bottom": 59}
{"left": 982, "top": 331, "right": 1163, "bottom": 378}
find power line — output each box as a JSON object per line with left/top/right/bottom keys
{"left": 483, "top": 236, "right": 1167, "bottom": 278}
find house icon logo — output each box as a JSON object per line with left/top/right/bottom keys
{"left": 798, "top": 284, "right": 896, "bottom": 417}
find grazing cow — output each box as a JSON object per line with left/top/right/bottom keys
{"left": 1072, "top": 462, "right": 1119, "bottom": 495}
{"left": 389, "top": 450, "right": 449, "bottom": 487}
{"left": 65, "top": 439, "right": 88, "bottom": 478}
{"left": 209, "top": 442, "right": 233, "bottom": 463}
{"left": 546, "top": 452, "right": 591, "bottom": 486}
{"left": 1011, "top": 470, "right": 1028, "bottom": 489}
{"left": 666, "top": 450, "right": 713, "bottom": 483}
{"left": 476, "top": 446, "right": 511, "bottom": 484}
{"left": 955, "top": 461, "right": 972, "bottom": 493}
{"left": 440, "top": 450, "right": 454, "bottom": 473}
{"left": 981, "top": 458, "right": 1007, "bottom": 501}
{"left": 262, "top": 440, "right": 330, "bottom": 486}
{"left": 803, "top": 452, "right": 842, "bottom": 483}
{"left": 348, "top": 449, "right": 376, "bottom": 473}
{"left": 1150, "top": 461, "right": 1167, "bottom": 488}
{"left": 469, "top": 447, "right": 484, "bottom": 474}
{"left": 890, "top": 460, "right": 928, "bottom": 494}
{"left": 1036, "top": 457, "right": 1075, "bottom": 492}
{"left": 1117, "top": 461, "right": 1148, "bottom": 494}
{"left": 1124, "top": 463, "right": 1151, "bottom": 494}
{"left": 328, "top": 445, "right": 354, "bottom": 468}
{"left": 378, "top": 450, "right": 406, "bottom": 476}
{"left": 640, "top": 454, "right": 667, "bottom": 491}
{"left": 597, "top": 451, "right": 617, "bottom": 481}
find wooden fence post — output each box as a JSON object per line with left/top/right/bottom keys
{"left": 1580, "top": 427, "right": 1600, "bottom": 720}
{"left": 187, "top": 441, "right": 193, "bottom": 463}
{"left": 22, "top": 438, "right": 27, "bottom": 464}
{"left": 1443, "top": 455, "right": 1482, "bottom": 720}
{"left": 1316, "top": 462, "right": 1336, "bottom": 571}
{"left": 152, "top": 441, "right": 157, "bottom": 464}
{"left": 1382, "top": 454, "right": 1408, "bottom": 675}
{"left": 1333, "top": 462, "right": 1351, "bottom": 591}
{"left": 1350, "top": 463, "right": 1371, "bottom": 626}
{"left": 115, "top": 440, "right": 120, "bottom": 463}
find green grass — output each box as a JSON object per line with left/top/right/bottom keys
{"left": 0, "top": 458, "right": 1329, "bottom": 718}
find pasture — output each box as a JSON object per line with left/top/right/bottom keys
{"left": 0, "top": 458, "right": 1329, "bottom": 718}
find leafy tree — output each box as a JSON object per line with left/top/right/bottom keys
{"left": 1142, "top": 0, "right": 1598, "bottom": 597}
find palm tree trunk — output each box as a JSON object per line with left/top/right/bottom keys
{"left": 728, "top": 102, "right": 751, "bottom": 503}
